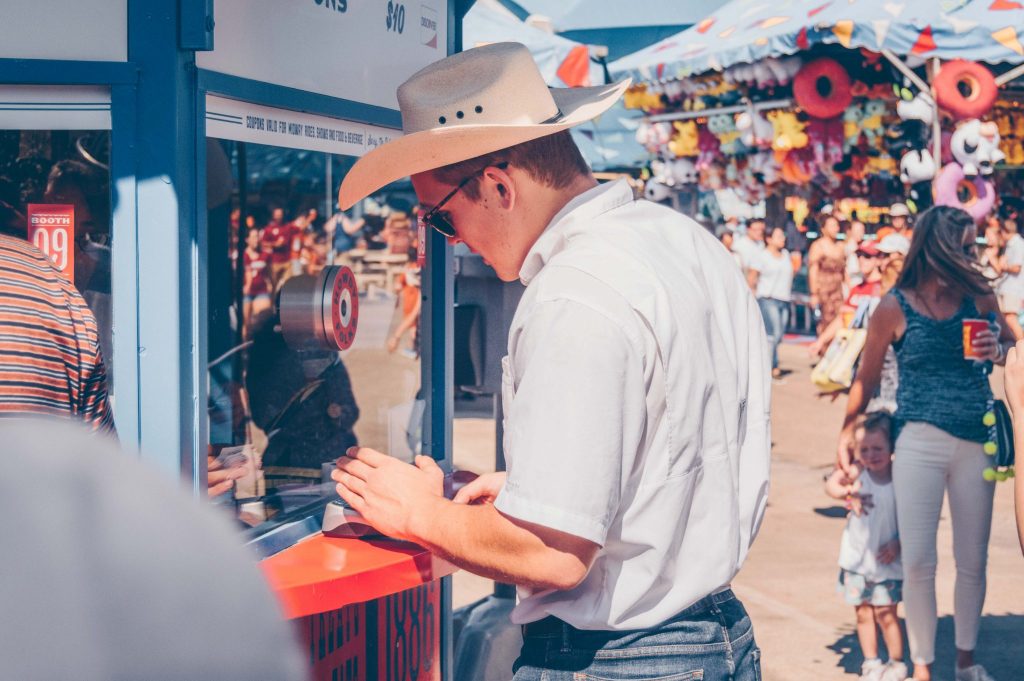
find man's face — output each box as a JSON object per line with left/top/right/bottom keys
{"left": 849, "top": 221, "right": 865, "bottom": 243}
{"left": 892, "top": 215, "right": 907, "bottom": 232}
{"left": 748, "top": 221, "right": 765, "bottom": 242}
{"left": 412, "top": 170, "right": 520, "bottom": 281}
{"left": 823, "top": 217, "right": 840, "bottom": 239}
{"left": 272, "top": 208, "right": 284, "bottom": 223}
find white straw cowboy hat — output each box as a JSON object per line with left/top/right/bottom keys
{"left": 338, "top": 42, "right": 630, "bottom": 209}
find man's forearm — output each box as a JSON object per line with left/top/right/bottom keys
{"left": 408, "top": 498, "right": 591, "bottom": 591}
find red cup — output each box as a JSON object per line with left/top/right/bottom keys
{"left": 963, "top": 318, "right": 988, "bottom": 360}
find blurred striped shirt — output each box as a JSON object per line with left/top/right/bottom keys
{"left": 0, "top": 234, "right": 113, "bottom": 432}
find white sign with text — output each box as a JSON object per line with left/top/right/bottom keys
{"left": 197, "top": 0, "right": 448, "bottom": 110}
{"left": 205, "top": 95, "right": 400, "bottom": 156}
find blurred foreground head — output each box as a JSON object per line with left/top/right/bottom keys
{"left": 0, "top": 418, "right": 308, "bottom": 681}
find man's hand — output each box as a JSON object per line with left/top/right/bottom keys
{"left": 332, "top": 447, "right": 444, "bottom": 541}
{"left": 877, "top": 538, "right": 901, "bottom": 565}
{"left": 453, "top": 472, "right": 506, "bottom": 505}
{"left": 207, "top": 454, "right": 245, "bottom": 496}
{"left": 1005, "top": 341, "right": 1024, "bottom": 416}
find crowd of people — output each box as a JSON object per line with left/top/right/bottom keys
{"left": 719, "top": 201, "right": 1024, "bottom": 681}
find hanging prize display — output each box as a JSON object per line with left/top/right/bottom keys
{"left": 934, "top": 60, "right": 998, "bottom": 120}
{"left": 934, "top": 163, "right": 997, "bottom": 223}
{"left": 792, "top": 58, "right": 853, "bottom": 119}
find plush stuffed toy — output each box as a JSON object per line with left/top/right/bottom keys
{"left": 669, "top": 120, "right": 700, "bottom": 157}
{"left": 636, "top": 121, "right": 673, "bottom": 154}
{"left": 644, "top": 180, "right": 673, "bottom": 203}
{"left": 624, "top": 85, "right": 664, "bottom": 112}
{"left": 951, "top": 119, "right": 1005, "bottom": 176}
{"left": 806, "top": 117, "right": 844, "bottom": 168}
{"left": 996, "top": 111, "right": 1013, "bottom": 137}
{"left": 765, "top": 56, "right": 803, "bottom": 87}
{"left": 768, "top": 111, "right": 808, "bottom": 152}
{"left": 896, "top": 94, "right": 935, "bottom": 126}
{"left": 736, "top": 110, "right": 773, "bottom": 149}
{"left": 670, "top": 158, "right": 699, "bottom": 185}
{"left": 649, "top": 159, "right": 673, "bottom": 186}
{"left": 700, "top": 163, "right": 725, "bottom": 190}
{"left": 747, "top": 151, "right": 780, "bottom": 186}
{"left": 779, "top": 151, "right": 812, "bottom": 185}
{"left": 696, "top": 127, "right": 722, "bottom": 169}
{"left": 865, "top": 153, "right": 898, "bottom": 179}
{"left": 890, "top": 93, "right": 934, "bottom": 156}
{"left": 1008, "top": 139, "right": 1024, "bottom": 166}
{"left": 900, "top": 149, "right": 937, "bottom": 184}
{"left": 708, "top": 113, "right": 745, "bottom": 155}
{"left": 860, "top": 99, "right": 888, "bottom": 146}
{"left": 908, "top": 181, "right": 934, "bottom": 213}
{"left": 843, "top": 105, "right": 863, "bottom": 153}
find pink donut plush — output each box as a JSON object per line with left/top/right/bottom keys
{"left": 934, "top": 163, "right": 995, "bottom": 223}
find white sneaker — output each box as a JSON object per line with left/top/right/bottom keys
{"left": 880, "top": 660, "right": 908, "bottom": 681}
{"left": 860, "top": 659, "right": 886, "bottom": 681}
{"left": 956, "top": 664, "right": 996, "bottom": 681}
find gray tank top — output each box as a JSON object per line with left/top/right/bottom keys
{"left": 892, "top": 289, "right": 992, "bottom": 443}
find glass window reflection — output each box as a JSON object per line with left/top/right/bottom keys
{"left": 206, "top": 138, "right": 423, "bottom": 532}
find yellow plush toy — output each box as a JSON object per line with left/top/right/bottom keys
{"left": 669, "top": 121, "right": 700, "bottom": 157}
{"left": 1009, "top": 139, "right": 1024, "bottom": 166}
{"left": 623, "top": 85, "right": 663, "bottom": 111}
{"left": 768, "top": 111, "right": 808, "bottom": 152}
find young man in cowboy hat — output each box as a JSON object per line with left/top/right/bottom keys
{"left": 332, "top": 42, "right": 771, "bottom": 679}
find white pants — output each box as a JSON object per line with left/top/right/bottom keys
{"left": 893, "top": 422, "right": 995, "bottom": 665}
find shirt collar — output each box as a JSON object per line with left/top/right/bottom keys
{"left": 518, "top": 179, "right": 635, "bottom": 285}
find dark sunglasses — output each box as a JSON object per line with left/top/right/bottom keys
{"left": 419, "top": 162, "right": 509, "bottom": 238}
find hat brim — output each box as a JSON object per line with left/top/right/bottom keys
{"left": 338, "top": 79, "right": 631, "bottom": 210}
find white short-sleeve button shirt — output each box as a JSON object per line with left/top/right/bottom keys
{"left": 493, "top": 179, "right": 771, "bottom": 631}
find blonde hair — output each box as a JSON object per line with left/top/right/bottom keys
{"left": 857, "top": 411, "right": 894, "bottom": 451}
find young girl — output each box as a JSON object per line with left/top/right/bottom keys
{"left": 826, "top": 412, "right": 908, "bottom": 681}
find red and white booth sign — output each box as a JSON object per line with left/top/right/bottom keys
{"left": 27, "top": 204, "right": 75, "bottom": 280}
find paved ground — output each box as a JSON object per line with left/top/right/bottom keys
{"left": 451, "top": 342, "right": 1024, "bottom": 681}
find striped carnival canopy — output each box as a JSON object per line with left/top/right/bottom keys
{"left": 610, "top": 0, "right": 1024, "bottom": 82}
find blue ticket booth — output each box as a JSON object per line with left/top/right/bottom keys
{"left": 1, "top": 1, "right": 473, "bottom": 678}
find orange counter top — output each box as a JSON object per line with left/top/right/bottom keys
{"left": 259, "top": 533, "right": 458, "bottom": 619}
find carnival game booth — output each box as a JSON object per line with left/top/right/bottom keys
{"left": 1, "top": 1, "right": 474, "bottom": 679}
{"left": 610, "top": 0, "right": 1024, "bottom": 226}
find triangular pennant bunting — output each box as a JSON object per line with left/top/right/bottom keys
{"left": 797, "top": 26, "right": 810, "bottom": 49}
{"left": 832, "top": 20, "right": 854, "bottom": 47}
{"left": 911, "top": 25, "right": 937, "bottom": 54}
{"left": 872, "top": 19, "right": 891, "bottom": 48}
{"left": 993, "top": 26, "right": 1024, "bottom": 55}
{"left": 945, "top": 15, "right": 978, "bottom": 34}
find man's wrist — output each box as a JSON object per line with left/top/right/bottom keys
{"left": 405, "top": 495, "right": 448, "bottom": 547}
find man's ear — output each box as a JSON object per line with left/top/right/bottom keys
{"left": 484, "top": 165, "right": 516, "bottom": 210}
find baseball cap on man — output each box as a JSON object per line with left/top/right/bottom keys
{"left": 338, "top": 42, "right": 630, "bottom": 209}
{"left": 877, "top": 233, "right": 911, "bottom": 255}
{"left": 856, "top": 241, "right": 882, "bottom": 257}
{"left": 889, "top": 203, "right": 910, "bottom": 218}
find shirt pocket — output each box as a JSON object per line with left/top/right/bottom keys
{"left": 500, "top": 354, "right": 515, "bottom": 458}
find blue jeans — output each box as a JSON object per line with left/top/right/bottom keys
{"left": 512, "top": 590, "right": 761, "bottom": 681}
{"left": 757, "top": 298, "right": 790, "bottom": 370}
